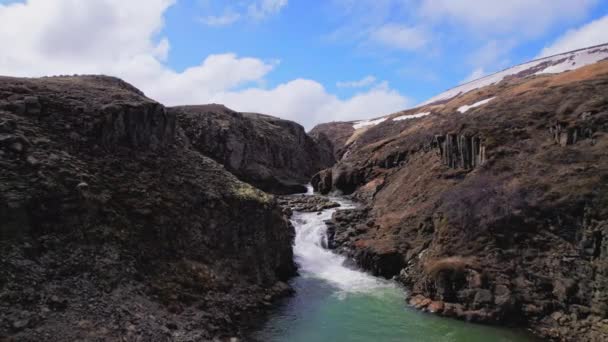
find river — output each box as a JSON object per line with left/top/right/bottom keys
{"left": 252, "top": 195, "right": 537, "bottom": 342}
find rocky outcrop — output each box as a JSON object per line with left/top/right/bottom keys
{"left": 433, "top": 134, "right": 486, "bottom": 169}
{"left": 311, "top": 165, "right": 366, "bottom": 196}
{"left": 0, "top": 76, "right": 295, "bottom": 341}
{"left": 550, "top": 120, "right": 594, "bottom": 146}
{"left": 276, "top": 195, "right": 340, "bottom": 215}
{"left": 326, "top": 208, "right": 405, "bottom": 278}
{"left": 314, "top": 61, "right": 608, "bottom": 341}
{"left": 311, "top": 169, "right": 333, "bottom": 194}
{"left": 309, "top": 121, "right": 355, "bottom": 160}
{"left": 170, "top": 105, "right": 334, "bottom": 195}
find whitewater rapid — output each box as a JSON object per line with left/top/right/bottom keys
{"left": 252, "top": 193, "right": 537, "bottom": 341}
{"left": 291, "top": 195, "right": 394, "bottom": 294}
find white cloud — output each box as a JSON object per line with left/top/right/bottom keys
{"left": 419, "top": 0, "right": 598, "bottom": 37}
{"left": 539, "top": 15, "right": 608, "bottom": 57}
{"left": 0, "top": 0, "right": 409, "bottom": 129}
{"left": 368, "top": 23, "right": 428, "bottom": 50}
{"left": 0, "top": 0, "right": 175, "bottom": 75}
{"left": 200, "top": 11, "right": 241, "bottom": 27}
{"left": 199, "top": 0, "right": 288, "bottom": 26}
{"left": 336, "top": 75, "right": 377, "bottom": 88}
{"left": 248, "top": 0, "right": 288, "bottom": 20}
{"left": 213, "top": 80, "right": 410, "bottom": 129}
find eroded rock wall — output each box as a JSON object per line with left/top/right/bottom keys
{"left": 171, "top": 105, "right": 334, "bottom": 194}
{"left": 318, "top": 62, "right": 608, "bottom": 341}
{"left": 0, "top": 76, "right": 295, "bottom": 341}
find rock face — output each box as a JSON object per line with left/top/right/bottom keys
{"left": 433, "top": 134, "right": 486, "bottom": 169}
{"left": 170, "top": 104, "right": 334, "bottom": 194}
{"left": 0, "top": 76, "right": 295, "bottom": 341}
{"left": 308, "top": 121, "right": 355, "bottom": 161}
{"left": 276, "top": 195, "right": 340, "bottom": 215}
{"left": 316, "top": 61, "right": 608, "bottom": 341}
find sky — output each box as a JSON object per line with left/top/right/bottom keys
{"left": 0, "top": 0, "right": 607, "bottom": 129}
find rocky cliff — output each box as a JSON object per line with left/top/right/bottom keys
{"left": 312, "top": 61, "right": 608, "bottom": 341}
{"left": 0, "top": 76, "right": 296, "bottom": 341}
{"left": 308, "top": 121, "right": 355, "bottom": 161}
{"left": 170, "top": 104, "right": 334, "bottom": 195}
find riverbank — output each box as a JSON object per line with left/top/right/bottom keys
{"left": 252, "top": 194, "right": 538, "bottom": 341}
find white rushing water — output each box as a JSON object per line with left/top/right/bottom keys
{"left": 254, "top": 195, "right": 537, "bottom": 342}
{"left": 304, "top": 184, "right": 315, "bottom": 196}
{"left": 291, "top": 198, "right": 394, "bottom": 294}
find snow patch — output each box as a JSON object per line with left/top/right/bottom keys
{"left": 352, "top": 117, "right": 387, "bottom": 130}
{"left": 458, "top": 97, "right": 495, "bottom": 113}
{"left": 393, "top": 112, "right": 431, "bottom": 121}
{"left": 420, "top": 43, "right": 608, "bottom": 106}
{"left": 538, "top": 48, "right": 608, "bottom": 74}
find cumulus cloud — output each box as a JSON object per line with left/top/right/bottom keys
{"left": 539, "top": 15, "right": 608, "bottom": 57}
{"left": 0, "top": 0, "right": 409, "bottom": 129}
{"left": 336, "top": 75, "right": 377, "bottom": 88}
{"left": 0, "top": 0, "right": 175, "bottom": 76}
{"left": 213, "top": 80, "right": 410, "bottom": 128}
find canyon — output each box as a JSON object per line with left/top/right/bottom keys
{"left": 1, "top": 44, "right": 608, "bottom": 341}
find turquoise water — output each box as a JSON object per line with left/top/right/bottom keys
{"left": 252, "top": 197, "right": 538, "bottom": 342}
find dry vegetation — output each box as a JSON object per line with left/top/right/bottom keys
{"left": 424, "top": 256, "right": 478, "bottom": 278}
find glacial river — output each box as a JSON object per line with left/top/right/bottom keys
{"left": 252, "top": 195, "right": 538, "bottom": 342}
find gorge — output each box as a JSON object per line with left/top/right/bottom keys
{"left": 1, "top": 44, "right": 608, "bottom": 342}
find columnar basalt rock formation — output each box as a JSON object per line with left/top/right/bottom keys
{"left": 433, "top": 134, "right": 486, "bottom": 169}
{"left": 310, "top": 60, "right": 608, "bottom": 341}
{"left": 0, "top": 76, "right": 296, "bottom": 341}
{"left": 550, "top": 121, "right": 595, "bottom": 146}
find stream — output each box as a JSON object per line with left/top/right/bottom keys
{"left": 252, "top": 193, "right": 537, "bottom": 342}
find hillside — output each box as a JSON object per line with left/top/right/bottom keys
{"left": 319, "top": 43, "right": 608, "bottom": 157}
{"left": 311, "top": 51, "right": 608, "bottom": 341}
{"left": 0, "top": 76, "right": 296, "bottom": 341}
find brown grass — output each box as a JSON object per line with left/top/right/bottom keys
{"left": 424, "top": 256, "right": 478, "bottom": 277}
{"left": 508, "top": 60, "right": 608, "bottom": 96}
{"left": 346, "top": 127, "right": 368, "bottom": 145}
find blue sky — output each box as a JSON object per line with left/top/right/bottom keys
{"left": 163, "top": 0, "right": 608, "bottom": 102}
{"left": 1, "top": 0, "right": 607, "bottom": 128}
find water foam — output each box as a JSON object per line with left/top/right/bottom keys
{"left": 291, "top": 198, "right": 394, "bottom": 295}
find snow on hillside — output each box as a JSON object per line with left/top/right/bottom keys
{"left": 342, "top": 44, "right": 608, "bottom": 135}
{"left": 458, "top": 97, "right": 495, "bottom": 113}
{"left": 353, "top": 117, "right": 387, "bottom": 129}
{"left": 420, "top": 43, "right": 608, "bottom": 106}
{"left": 393, "top": 112, "right": 431, "bottom": 121}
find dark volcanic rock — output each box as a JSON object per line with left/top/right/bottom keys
{"left": 316, "top": 62, "right": 608, "bottom": 341}
{"left": 433, "top": 134, "right": 486, "bottom": 169}
{"left": 311, "top": 168, "right": 333, "bottom": 194}
{"left": 171, "top": 104, "right": 334, "bottom": 194}
{"left": 326, "top": 207, "right": 404, "bottom": 279}
{"left": 0, "top": 75, "right": 296, "bottom": 341}
{"left": 277, "top": 195, "right": 340, "bottom": 215}
{"left": 309, "top": 121, "right": 355, "bottom": 160}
